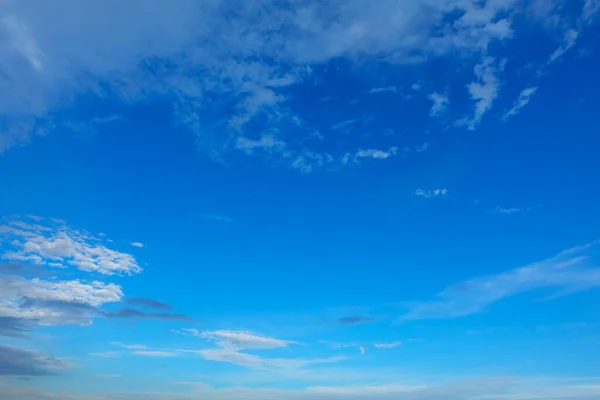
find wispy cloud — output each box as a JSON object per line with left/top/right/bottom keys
{"left": 399, "top": 242, "right": 600, "bottom": 321}
{"left": 503, "top": 87, "right": 538, "bottom": 120}
{"left": 369, "top": 86, "right": 399, "bottom": 94}
{"left": 195, "top": 348, "right": 345, "bottom": 370}
{"left": 198, "top": 214, "right": 235, "bottom": 223}
{"left": 549, "top": 29, "right": 579, "bottom": 63}
{"left": 494, "top": 205, "right": 540, "bottom": 214}
{"left": 415, "top": 143, "right": 430, "bottom": 152}
{"left": 179, "top": 329, "right": 297, "bottom": 350}
{"left": 9, "top": 376, "right": 600, "bottom": 400}
{"left": 414, "top": 188, "right": 448, "bottom": 198}
{"left": 102, "top": 307, "right": 190, "bottom": 321}
{"left": 331, "top": 119, "right": 362, "bottom": 131}
{"left": 110, "top": 342, "right": 147, "bottom": 350}
{"left": 123, "top": 297, "right": 174, "bottom": 310}
{"left": 341, "top": 147, "right": 399, "bottom": 166}
{"left": 130, "top": 242, "right": 144, "bottom": 248}
{"left": 460, "top": 57, "right": 504, "bottom": 129}
{"left": 373, "top": 341, "right": 403, "bottom": 349}
{"left": 0, "top": 216, "right": 187, "bottom": 336}
{"left": 132, "top": 351, "right": 179, "bottom": 357}
{"left": 428, "top": 93, "right": 449, "bottom": 116}
{"left": 337, "top": 316, "right": 377, "bottom": 326}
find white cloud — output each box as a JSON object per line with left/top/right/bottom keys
{"left": 195, "top": 348, "right": 345, "bottom": 370}
{"left": 400, "top": 242, "right": 600, "bottom": 321}
{"left": 0, "top": 274, "right": 123, "bottom": 325}
{"left": 373, "top": 341, "right": 402, "bottom": 349}
{"left": 170, "top": 329, "right": 346, "bottom": 370}
{"left": 1, "top": 218, "right": 141, "bottom": 275}
{"left": 461, "top": 57, "right": 503, "bottom": 129}
{"left": 494, "top": 207, "right": 523, "bottom": 214}
{"left": 341, "top": 147, "right": 399, "bottom": 166}
{"left": 427, "top": 93, "right": 449, "bottom": 116}
{"left": 414, "top": 188, "right": 448, "bottom": 198}
{"left": 0, "top": 0, "right": 520, "bottom": 164}
{"left": 188, "top": 329, "right": 297, "bottom": 350}
{"left": 548, "top": 29, "right": 579, "bottom": 63}
{"left": 503, "top": 87, "right": 538, "bottom": 120}
{"left": 130, "top": 242, "right": 144, "bottom": 248}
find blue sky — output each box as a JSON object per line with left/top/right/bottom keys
{"left": 1, "top": 0, "right": 600, "bottom": 399}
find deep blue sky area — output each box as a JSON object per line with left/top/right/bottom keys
{"left": 1, "top": 1, "right": 600, "bottom": 399}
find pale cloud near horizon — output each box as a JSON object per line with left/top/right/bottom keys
{"left": 399, "top": 242, "right": 600, "bottom": 321}
{"left": 5, "top": 375, "right": 600, "bottom": 400}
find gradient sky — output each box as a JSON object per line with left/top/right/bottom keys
{"left": 1, "top": 1, "right": 600, "bottom": 399}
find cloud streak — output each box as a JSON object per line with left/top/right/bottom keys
{"left": 337, "top": 316, "right": 377, "bottom": 326}
{"left": 503, "top": 87, "right": 537, "bottom": 120}
{"left": 400, "top": 242, "right": 600, "bottom": 321}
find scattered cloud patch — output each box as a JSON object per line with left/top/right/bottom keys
{"left": 130, "top": 242, "right": 144, "bottom": 248}
{"left": 0, "top": 0, "right": 595, "bottom": 169}
{"left": 342, "top": 147, "right": 399, "bottom": 166}
{"left": 1, "top": 217, "right": 141, "bottom": 275}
